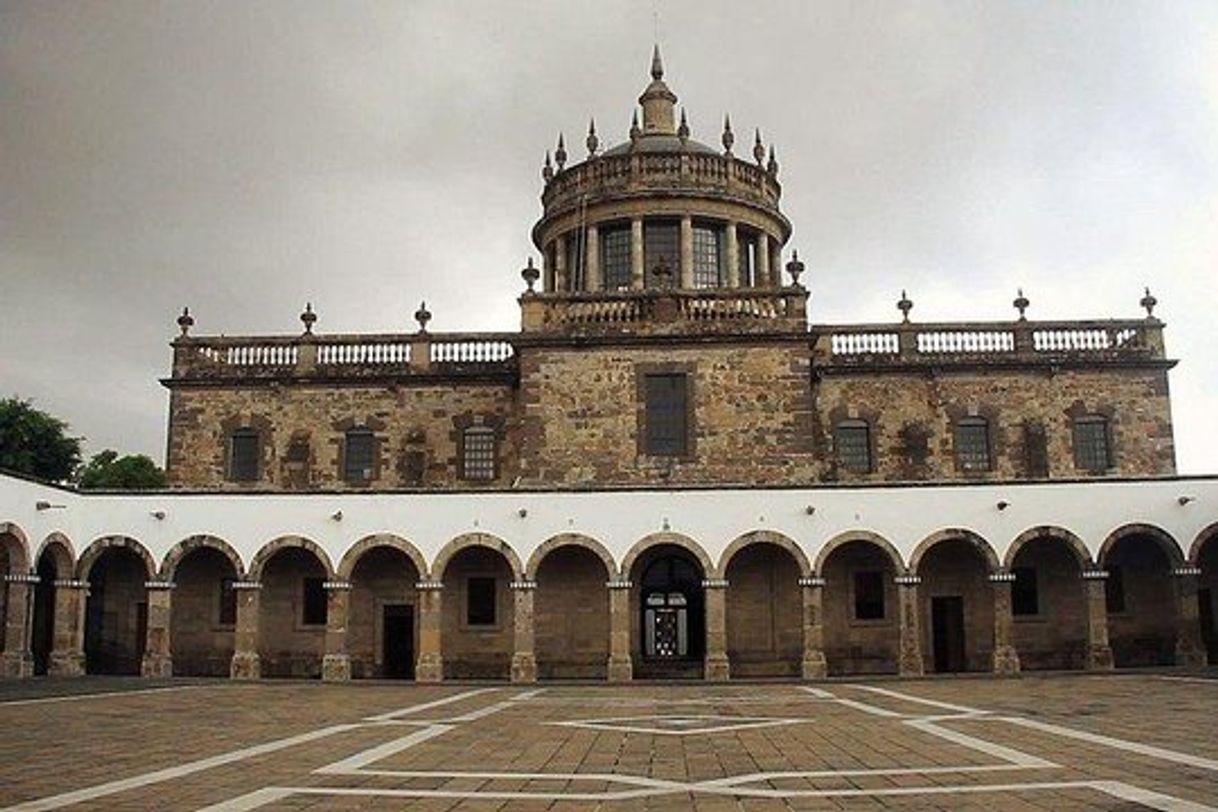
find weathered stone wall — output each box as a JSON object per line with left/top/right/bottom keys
{"left": 534, "top": 547, "right": 610, "bottom": 679}
{"left": 166, "top": 383, "right": 517, "bottom": 490}
{"left": 724, "top": 544, "right": 803, "bottom": 677}
{"left": 171, "top": 548, "right": 236, "bottom": 676}
{"left": 813, "top": 367, "right": 1176, "bottom": 482}
{"left": 1104, "top": 539, "right": 1177, "bottom": 667}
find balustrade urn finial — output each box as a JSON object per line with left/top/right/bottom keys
{"left": 753, "top": 129, "right": 765, "bottom": 165}
{"left": 721, "top": 114, "right": 734, "bottom": 155}
{"left": 897, "top": 290, "right": 913, "bottom": 322}
{"left": 414, "top": 301, "right": 432, "bottom": 334}
{"left": 176, "top": 306, "right": 194, "bottom": 337}
{"left": 785, "top": 250, "right": 805, "bottom": 287}
{"left": 521, "top": 257, "right": 540, "bottom": 293}
{"left": 586, "top": 118, "right": 599, "bottom": 156}
{"left": 555, "top": 134, "right": 567, "bottom": 170}
{"left": 542, "top": 151, "right": 553, "bottom": 183}
{"left": 1013, "top": 288, "right": 1030, "bottom": 320}
{"left": 1140, "top": 287, "right": 1158, "bottom": 318}
{"left": 677, "top": 108, "right": 690, "bottom": 141}
{"left": 300, "top": 303, "right": 317, "bottom": 335}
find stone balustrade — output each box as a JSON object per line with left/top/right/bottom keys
{"left": 519, "top": 287, "right": 809, "bottom": 334}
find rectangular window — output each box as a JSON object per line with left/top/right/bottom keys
{"left": 600, "top": 226, "right": 632, "bottom": 290}
{"left": 853, "top": 571, "right": 885, "bottom": 620}
{"left": 691, "top": 224, "right": 724, "bottom": 288}
{"left": 1012, "top": 567, "right": 1039, "bottom": 616}
{"left": 835, "top": 420, "right": 872, "bottom": 473}
{"left": 467, "top": 577, "right": 496, "bottom": 626}
{"left": 229, "top": 429, "right": 259, "bottom": 482}
{"left": 1074, "top": 416, "right": 1110, "bottom": 472}
{"left": 218, "top": 578, "right": 237, "bottom": 626}
{"left": 302, "top": 577, "right": 327, "bottom": 626}
{"left": 1105, "top": 566, "right": 1125, "bottom": 614}
{"left": 643, "top": 221, "right": 679, "bottom": 285}
{"left": 955, "top": 418, "right": 991, "bottom": 471}
{"left": 343, "top": 429, "right": 374, "bottom": 483}
{"left": 644, "top": 373, "right": 688, "bottom": 456}
{"left": 461, "top": 426, "right": 497, "bottom": 481}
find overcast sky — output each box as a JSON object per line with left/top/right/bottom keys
{"left": 2, "top": 1, "right": 1215, "bottom": 474}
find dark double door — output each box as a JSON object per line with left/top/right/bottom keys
{"left": 931, "top": 596, "right": 966, "bottom": 673}
{"left": 382, "top": 604, "right": 414, "bottom": 679}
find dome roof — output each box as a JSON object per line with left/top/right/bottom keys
{"left": 602, "top": 134, "right": 718, "bottom": 157}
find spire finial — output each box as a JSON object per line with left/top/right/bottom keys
{"left": 521, "top": 257, "right": 540, "bottom": 293}
{"left": 586, "top": 118, "right": 599, "bottom": 156}
{"left": 785, "top": 250, "right": 805, "bottom": 287}
{"left": 753, "top": 128, "right": 765, "bottom": 164}
{"left": 630, "top": 110, "right": 641, "bottom": 142}
{"left": 651, "top": 43, "right": 664, "bottom": 80}
{"left": 555, "top": 133, "right": 567, "bottom": 169}
{"left": 766, "top": 144, "right": 779, "bottom": 176}
{"left": 897, "top": 290, "right": 913, "bottom": 322}
{"left": 176, "top": 306, "right": 194, "bottom": 337}
{"left": 542, "top": 150, "right": 553, "bottom": 183}
{"left": 722, "top": 114, "right": 734, "bottom": 155}
{"left": 677, "top": 108, "right": 689, "bottom": 141}
{"left": 414, "top": 301, "right": 431, "bottom": 334}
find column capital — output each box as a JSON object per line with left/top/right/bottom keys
{"left": 1081, "top": 569, "right": 1109, "bottom": 580}
{"left": 53, "top": 579, "right": 89, "bottom": 590}
{"left": 607, "top": 579, "right": 633, "bottom": 590}
{"left": 230, "top": 580, "right": 262, "bottom": 590}
{"left": 4, "top": 573, "right": 40, "bottom": 584}
{"left": 1171, "top": 566, "right": 1202, "bottom": 578}
{"left": 322, "top": 580, "right": 352, "bottom": 591}
{"left": 987, "top": 571, "right": 1016, "bottom": 583}
{"left": 415, "top": 580, "right": 444, "bottom": 590}
{"left": 894, "top": 574, "right": 921, "bottom": 586}
{"left": 798, "top": 576, "right": 825, "bottom": 588}
{"left": 701, "top": 578, "right": 729, "bottom": 589}
{"left": 510, "top": 580, "right": 538, "bottom": 590}
{"left": 143, "top": 580, "right": 176, "bottom": 590}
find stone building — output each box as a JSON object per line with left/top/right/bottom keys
{"left": 1, "top": 49, "right": 1213, "bottom": 684}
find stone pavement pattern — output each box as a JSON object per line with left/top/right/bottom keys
{"left": 1, "top": 674, "right": 1216, "bottom": 810}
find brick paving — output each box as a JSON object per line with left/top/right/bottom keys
{"left": 0, "top": 673, "right": 1215, "bottom": 811}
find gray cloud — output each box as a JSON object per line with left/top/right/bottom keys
{"left": 2, "top": 0, "right": 1215, "bottom": 472}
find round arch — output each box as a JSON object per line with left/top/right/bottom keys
{"left": 431, "top": 532, "right": 523, "bottom": 581}
{"left": 1098, "top": 523, "right": 1185, "bottom": 568}
{"left": 526, "top": 533, "right": 616, "bottom": 580}
{"left": 1188, "top": 522, "right": 1218, "bottom": 566}
{"left": 161, "top": 535, "right": 245, "bottom": 581}
{"left": 247, "top": 536, "right": 335, "bottom": 581}
{"left": 0, "top": 522, "right": 31, "bottom": 573}
{"left": 718, "top": 530, "right": 811, "bottom": 579}
{"left": 814, "top": 530, "right": 905, "bottom": 575}
{"left": 620, "top": 532, "right": 714, "bottom": 578}
{"left": 1004, "top": 526, "right": 1093, "bottom": 571}
{"left": 35, "top": 532, "right": 76, "bottom": 574}
{"left": 76, "top": 536, "right": 156, "bottom": 581}
{"left": 909, "top": 528, "right": 1000, "bottom": 575}
{"left": 338, "top": 534, "right": 428, "bottom": 581}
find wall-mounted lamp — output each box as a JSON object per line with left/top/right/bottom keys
{"left": 518, "top": 508, "right": 528, "bottom": 518}
{"left": 330, "top": 510, "right": 343, "bottom": 521}
{"left": 35, "top": 501, "right": 66, "bottom": 511}
{"left": 805, "top": 505, "right": 816, "bottom": 516}
{"left": 1178, "top": 496, "right": 1196, "bottom": 506}
{"left": 150, "top": 510, "right": 166, "bottom": 520}
{"left": 996, "top": 500, "right": 1010, "bottom": 511}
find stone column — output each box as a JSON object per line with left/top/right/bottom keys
{"left": 510, "top": 579, "right": 538, "bottom": 683}
{"left": 1082, "top": 569, "right": 1114, "bottom": 670}
{"left": 1, "top": 573, "right": 36, "bottom": 678}
{"left": 988, "top": 571, "right": 1020, "bottom": 675}
{"left": 799, "top": 576, "right": 828, "bottom": 679}
{"left": 229, "top": 581, "right": 262, "bottom": 680}
{"left": 896, "top": 574, "right": 924, "bottom": 676}
{"left": 630, "top": 218, "right": 645, "bottom": 289}
{"left": 322, "top": 580, "right": 352, "bottom": 681}
{"left": 415, "top": 580, "right": 444, "bottom": 682}
{"left": 757, "top": 233, "right": 771, "bottom": 288}
{"left": 679, "top": 215, "right": 694, "bottom": 288}
{"left": 140, "top": 580, "right": 175, "bottom": 678}
{"left": 585, "top": 225, "right": 601, "bottom": 291}
{"left": 554, "top": 233, "right": 568, "bottom": 292}
{"left": 725, "top": 222, "right": 740, "bottom": 288}
{"left": 607, "top": 578, "right": 633, "bottom": 682}
{"left": 770, "top": 238, "right": 783, "bottom": 286}
{"left": 49, "top": 579, "right": 87, "bottom": 676}
{"left": 1173, "top": 566, "right": 1206, "bottom": 668}
{"left": 703, "top": 578, "right": 730, "bottom": 681}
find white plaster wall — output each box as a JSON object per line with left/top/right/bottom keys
{"left": 1, "top": 473, "right": 1216, "bottom": 578}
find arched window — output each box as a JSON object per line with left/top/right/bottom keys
{"left": 954, "top": 416, "right": 991, "bottom": 471}
{"left": 834, "top": 419, "right": 871, "bottom": 473}
{"left": 343, "top": 428, "right": 375, "bottom": 483}
{"left": 1074, "top": 415, "right": 1111, "bottom": 472}
{"left": 228, "top": 428, "right": 259, "bottom": 482}
{"left": 461, "top": 425, "right": 497, "bottom": 481}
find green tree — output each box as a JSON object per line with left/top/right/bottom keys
{"left": 78, "top": 450, "right": 167, "bottom": 490}
{"left": 0, "top": 397, "right": 82, "bottom": 482}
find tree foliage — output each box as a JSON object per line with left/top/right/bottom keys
{"left": 78, "top": 450, "right": 167, "bottom": 490}
{"left": 0, "top": 397, "right": 82, "bottom": 482}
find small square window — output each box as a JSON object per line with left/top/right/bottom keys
{"left": 229, "top": 429, "right": 259, "bottom": 482}
{"left": 955, "top": 418, "right": 991, "bottom": 471}
{"left": 1012, "top": 567, "right": 1038, "bottom": 616}
{"left": 467, "top": 577, "right": 496, "bottom": 626}
{"left": 302, "top": 577, "right": 328, "bottom": 626}
{"left": 853, "top": 571, "right": 885, "bottom": 620}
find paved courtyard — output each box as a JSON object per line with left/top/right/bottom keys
{"left": 1, "top": 673, "right": 1216, "bottom": 811}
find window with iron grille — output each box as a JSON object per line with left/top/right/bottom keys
{"left": 1012, "top": 567, "right": 1039, "bottom": 615}
{"left": 343, "top": 428, "right": 374, "bottom": 483}
{"left": 1074, "top": 415, "right": 1110, "bottom": 472}
{"left": 691, "top": 224, "right": 724, "bottom": 288}
{"left": 835, "top": 419, "right": 871, "bottom": 473}
{"left": 461, "top": 426, "right": 497, "bottom": 480}
{"left": 644, "top": 373, "right": 688, "bottom": 456}
{"left": 955, "top": 417, "right": 991, "bottom": 471}
{"left": 467, "top": 577, "right": 496, "bottom": 625}
{"left": 853, "top": 571, "right": 885, "bottom": 620}
{"left": 644, "top": 221, "right": 679, "bottom": 285}
{"left": 229, "top": 429, "right": 259, "bottom": 482}
{"left": 302, "top": 577, "right": 327, "bottom": 626}
{"left": 600, "top": 226, "right": 632, "bottom": 290}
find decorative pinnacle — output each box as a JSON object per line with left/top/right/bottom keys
{"left": 300, "top": 302, "right": 317, "bottom": 335}
{"left": 753, "top": 128, "right": 765, "bottom": 164}
{"left": 722, "top": 114, "right": 734, "bottom": 154}
{"left": 677, "top": 108, "right": 689, "bottom": 140}
{"left": 897, "top": 290, "right": 913, "bottom": 322}
{"left": 176, "top": 306, "right": 194, "bottom": 337}
{"left": 1013, "top": 288, "right": 1030, "bottom": 320}
{"left": 766, "top": 145, "right": 778, "bottom": 176}
{"left": 629, "top": 110, "right": 641, "bottom": 142}
{"left": 521, "top": 257, "right": 540, "bottom": 293}
{"left": 542, "top": 150, "right": 553, "bottom": 183}
{"left": 585, "top": 118, "right": 599, "bottom": 156}
{"left": 414, "top": 301, "right": 431, "bottom": 334}
{"left": 651, "top": 43, "right": 664, "bottom": 80}
{"left": 1140, "top": 286, "right": 1158, "bottom": 318}
{"left": 785, "top": 250, "right": 805, "bottom": 287}
{"left": 554, "top": 134, "right": 567, "bottom": 169}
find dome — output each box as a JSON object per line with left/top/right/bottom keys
{"left": 602, "top": 134, "right": 718, "bottom": 157}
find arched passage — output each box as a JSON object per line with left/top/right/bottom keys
{"left": 914, "top": 532, "right": 997, "bottom": 674}
{"left": 1194, "top": 524, "right": 1218, "bottom": 664}
{"left": 344, "top": 539, "right": 424, "bottom": 679}
{"left": 1100, "top": 525, "right": 1183, "bottom": 667}
{"left": 170, "top": 539, "right": 241, "bottom": 676}
{"left": 629, "top": 541, "right": 707, "bottom": 679}
{"left": 439, "top": 538, "right": 517, "bottom": 680}
{"left": 255, "top": 540, "right": 332, "bottom": 678}
{"left": 723, "top": 536, "right": 804, "bottom": 677}
{"left": 819, "top": 536, "right": 902, "bottom": 676}
{"left": 532, "top": 536, "right": 613, "bottom": 679}
{"left": 1007, "top": 530, "right": 1090, "bottom": 670}
{"left": 32, "top": 537, "right": 72, "bottom": 675}
{"left": 0, "top": 525, "right": 31, "bottom": 675}
{"left": 79, "top": 537, "right": 155, "bottom": 675}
